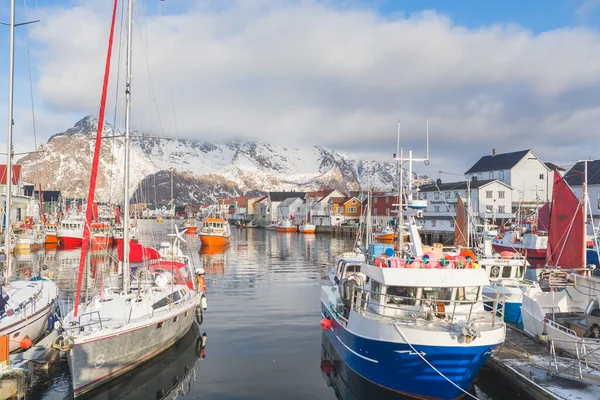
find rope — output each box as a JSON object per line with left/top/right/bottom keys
{"left": 393, "top": 324, "right": 480, "bottom": 400}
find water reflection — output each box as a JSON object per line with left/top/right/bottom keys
{"left": 82, "top": 326, "right": 207, "bottom": 400}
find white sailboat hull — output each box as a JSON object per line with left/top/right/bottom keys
{"left": 68, "top": 301, "right": 197, "bottom": 396}
{"left": 0, "top": 279, "right": 59, "bottom": 352}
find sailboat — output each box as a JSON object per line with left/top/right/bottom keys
{"left": 521, "top": 168, "right": 600, "bottom": 354}
{"left": 0, "top": 0, "right": 59, "bottom": 354}
{"left": 56, "top": 1, "right": 203, "bottom": 395}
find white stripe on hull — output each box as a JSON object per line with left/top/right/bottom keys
{"left": 68, "top": 303, "right": 196, "bottom": 396}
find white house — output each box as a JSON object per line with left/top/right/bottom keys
{"left": 305, "top": 189, "right": 344, "bottom": 226}
{"left": 418, "top": 179, "right": 513, "bottom": 243}
{"left": 465, "top": 149, "right": 553, "bottom": 209}
{"left": 265, "top": 192, "right": 307, "bottom": 222}
{"left": 277, "top": 197, "right": 305, "bottom": 221}
{"left": 0, "top": 165, "right": 32, "bottom": 224}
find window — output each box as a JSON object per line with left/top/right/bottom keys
{"left": 502, "top": 267, "right": 512, "bottom": 278}
{"left": 373, "top": 208, "right": 378, "bottom": 216}
{"left": 432, "top": 220, "right": 437, "bottom": 227}
{"left": 422, "top": 287, "right": 453, "bottom": 301}
{"left": 498, "top": 205, "right": 505, "bottom": 213}
{"left": 173, "top": 316, "right": 179, "bottom": 323}
{"left": 499, "top": 170, "right": 504, "bottom": 180}
{"left": 157, "top": 322, "right": 164, "bottom": 329}
{"left": 445, "top": 192, "right": 450, "bottom": 199}
{"left": 450, "top": 221, "right": 455, "bottom": 227}
{"left": 478, "top": 173, "right": 482, "bottom": 181}
{"left": 486, "top": 191, "right": 493, "bottom": 199}
{"left": 454, "top": 191, "right": 458, "bottom": 198}
{"left": 498, "top": 191, "right": 505, "bottom": 199}
{"left": 374, "top": 198, "right": 378, "bottom": 204}
{"left": 489, "top": 172, "right": 494, "bottom": 179}
{"left": 434, "top": 206, "right": 440, "bottom": 212}
{"left": 434, "top": 192, "right": 439, "bottom": 200}
{"left": 371, "top": 281, "right": 382, "bottom": 301}
{"left": 422, "top": 193, "right": 427, "bottom": 199}
{"left": 297, "top": 207, "right": 300, "bottom": 212}
{"left": 386, "top": 286, "right": 417, "bottom": 305}
{"left": 348, "top": 207, "right": 357, "bottom": 213}
{"left": 485, "top": 205, "right": 493, "bottom": 213}
{"left": 386, "top": 197, "right": 389, "bottom": 203}
{"left": 539, "top": 174, "right": 544, "bottom": 180}
{"left": 455, "top": 287, "right": 479, "bottom": 302}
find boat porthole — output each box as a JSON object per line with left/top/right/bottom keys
{"left": 173, "top": 316, "right": 179, "bottom": 323}
{"left": 185, "top": 311, "right": 189, "bottom": 317}
{"left": 157, "top": 322, "right": 164, "bottom": 329}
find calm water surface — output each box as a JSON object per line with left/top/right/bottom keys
{"left": 14, "top": 221, "right": 528, "bottom": 400}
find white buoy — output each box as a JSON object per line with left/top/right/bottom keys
{"left": 201, "top": 294, "right": 208, "bottom": 310}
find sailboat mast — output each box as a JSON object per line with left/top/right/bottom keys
{"left": 123, "top": 0, "right": 133, "bottom": 292}
{"left": 583, "top": 160, "right": 588, "bottom": 268}
{"left": 397, "top": 123, "right": 403, "bottom": 252}
{"left": 4, "top": 0, "right": 15, "bottom": 279}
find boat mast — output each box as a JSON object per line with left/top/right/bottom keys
{"left": 4, "top": 0, "right": 15, "bottom": 280}
{"left": 397, "top": 122, "right": 403, "bottom": 252}
{"left": 583, "top": 160, "right": 588, "bottom": 268}
{"left": 123, "top": 0, "right": 133, "bottom": 293}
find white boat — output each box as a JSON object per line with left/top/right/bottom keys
{"left": 320, "top": 127, "right": 505, "bottom": 398}
{"left": 491, "top": 228, "right": 548, "bottom": 260}
{"left": 57, "top": 217, "right": 84, "bottom": 247}
{"left": 276, "top": 219, "right": 297, "bottom": 232}
{"left": 12, "top": 222, "right": 46, "bottom": 251}
{"left": 521, "top": 165, "right": 600, "bottom": 359}
{"left": 0, "top": 0, "right": 59, "bottom": 356}
{"left": 56, "top": 2, "right": 205, "bottom": 395}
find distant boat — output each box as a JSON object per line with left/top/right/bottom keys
{"left": 372, "top": 225, "right": 394, "bottom": 241}
{"left": 276, "top": 219, "right": 297, "bottom": 232}
{"left": 181, "top": 218, "right": 197, "bottom": 233}
{"left": 199, "top": 217, "right": 231, "bottom": 246}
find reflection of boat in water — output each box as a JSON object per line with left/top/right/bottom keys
{"left": 201, "top": 248, "right": 228, "bottom": 274}
{"left": 320, "top": 332, "right": 478, "bottom": 400}
{"left": 83, "top": 326, "right": 207, "bottom": 400}
{"left": 199, "top": 243, "right": 228, "bottom": 255}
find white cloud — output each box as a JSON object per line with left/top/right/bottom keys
{"left": 8, "top": 0, "right": 600, "bottom": 174}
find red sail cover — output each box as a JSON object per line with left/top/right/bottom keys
{"left": 547, "top": 171, "right": 584, "bottom": 268}
{"left": 118, "top": 241, "right": 161, "bottom": 262}
{"left": 536, "top": 203, "right": 550, "bottom": 232}
{"left": 454, "top": 195, "right": 468, "bottom": 247}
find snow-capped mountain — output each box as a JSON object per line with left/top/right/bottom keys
{"left": 18, "top": 116, "right": 398, "bottom": 205}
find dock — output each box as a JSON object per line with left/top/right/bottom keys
{"left": 0, "top": 329, "right": 60, "bottom": 399}
{"left": 486, "top": 327, "right": 600, "bottom": 400}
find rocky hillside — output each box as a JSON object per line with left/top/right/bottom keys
{"left": 18, "top": 116, "right": 399, "bottom": 205}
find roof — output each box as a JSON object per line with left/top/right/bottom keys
{"left": 279, "top": 197, "right": 303, "bottom": 207}
{"left": 465, "top": 150, "right": 530, "bottom": 174}
{"left": 234, "top": 196, "right": 258, "bottom": 208}
{"left": 545, "top": 162, "right": 565, "bottom": 172}
{"left": 362, "top": 263, "right": 490, "bottom": 287}
{"left": 564, "top": 160, "right": 600, "bottom": 186}
{"left": 306, "top": 189, "right": 335, "bottom": 198}
{"left": 0, "top": 165, "right": 21, "bottom": 185}
{"left": 329, "top": 197, "right": 346, "bottom": 204}
{"left": 420, "top": 179, "right": 511, "bottom": 192}
{"left": 269, "top": 191, "right": 306, "bottom": 202}
{"left": 216, "top": 198, "right": 235, "bottom": 205}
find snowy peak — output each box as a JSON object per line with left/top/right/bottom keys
{"left": 19, "top": 117, "right": 398, "bottom": 204}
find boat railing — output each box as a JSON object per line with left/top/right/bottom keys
{"left": 66, "top": 311, "right": 104, "bottom": 333}
{"left": 549, "top": 337, "right": 600, "bottom": 378}
{"left": 350, "top": 286, "right": 505, "bottom": 328}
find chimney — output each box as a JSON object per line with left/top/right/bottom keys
{"left": 492, "top": 149, "right": 496, "bottom": 156}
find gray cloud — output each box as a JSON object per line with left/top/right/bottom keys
{"left": 12, "top": 0, "right": 600, "bottom": 177}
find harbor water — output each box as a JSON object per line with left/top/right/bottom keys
{"left": 13, "top": 221, "right": 529, "bottom": 400}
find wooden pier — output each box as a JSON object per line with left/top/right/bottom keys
{"left": 486, "top": 327, "right": 599, "bottom": 399}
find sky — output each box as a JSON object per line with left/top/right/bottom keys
{"left": 1, "top": 0, "right": 600, "bottom": 179}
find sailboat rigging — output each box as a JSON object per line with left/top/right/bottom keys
{"left": 57, "top": 1, "right": 204, "bottom": 395}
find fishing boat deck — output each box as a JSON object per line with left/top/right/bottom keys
{"left": 487, "top": 326, "right": 600, "bottom": 399}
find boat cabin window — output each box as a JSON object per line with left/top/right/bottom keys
{"left": 386, "top": 286, "right": 417, "bottom": 306}
{"left": 455, "top": 286, "right": 479, "bottom": 302}
{"left": 502, "top": 267, "right": 512, "bottom": 278}
{"left": 422, "top": 287, "right": 453, "bottom": 301}
{"left": 371, "top": 280, "right": 382, "bottom": 301}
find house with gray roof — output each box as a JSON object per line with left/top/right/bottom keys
{"left": 465, "top": 149, "right": 552, "bottom": 208}
{"left": 564, "top": 159, "right": 600, "bottom": 218}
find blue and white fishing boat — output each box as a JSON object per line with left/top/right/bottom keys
{"left": 320, "top": 125, "right": 506, "bottom": 399}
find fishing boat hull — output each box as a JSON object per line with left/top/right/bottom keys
{"left": 299, "top": 224, "right": 316, "bottom": 234}
{"left": 373, "top": 233, "right": 394, "bottom": 241}
{"left": 321, "top": 303, "right": 498, "bottom": 399}
{"left": 183, "top": 225, "right": 197, "bottom": 233}
{"left": 68, "top": 304, "right": 197, "bottom": 396}
{"left": 199, "top": 233, "right": 230, "bottom": 246}
{"left": 91, "top": 235, "right": 114, "bottom": 251}
{"left": 0, "top": 279, "right": 59, "bottom": 353}
{"left": 59, "top": 236, "right": 83, "bottom": 248}
{"left": 45, "top": 234, "right": 59, "bottom": 244}
{"left": 490, "top": 243, "right": 546, "bottom": 260}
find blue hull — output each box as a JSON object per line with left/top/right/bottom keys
{"left": 485, "top": 301, "right": 522, "bottom": 327}
{"left": 322, "top": 306, "right": 496, "bottom": 399}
